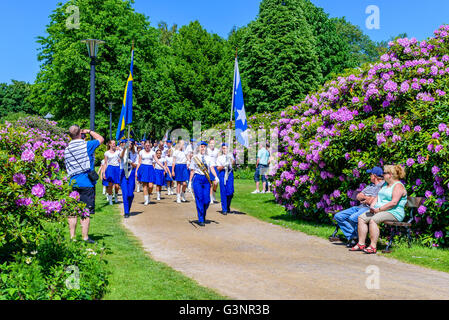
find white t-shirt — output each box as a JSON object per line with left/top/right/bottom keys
{"left": 165, "top": 156, "right": 174, "bottom": 167}
{"left": 139, "top": 149, "right": 154, "bottom": 165}
{"left": 154, "top": 156, "right": 165, "bottom": 170}
{"left": 104, "top": 150, "right": 121, "bottom": 166}
{"left": 208, "top": 147, "right": 219, "bottom": 166}
{"left": 173, "top": 149, "right": 187, "bottom": 164}
{"left": 184, "top": 144, "right": 194, "bottom": 156}
{"left": 189, "top": 154, "right": 214, "bottom": 175}
{"left": 216, "top": 154, "right": 234, "bottom": 170}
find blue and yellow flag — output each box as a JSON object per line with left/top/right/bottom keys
{"left": 115, "top": 47, "right": 134, "bottom": 141}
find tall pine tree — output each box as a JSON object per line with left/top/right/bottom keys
{"left": 238, "top": 0, "right": 323, "bottom": 113}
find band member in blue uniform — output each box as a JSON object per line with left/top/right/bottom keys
{"left": 172, "top": 140, "right": 189, "bottom": 203}
{"left": 136, "top": 140, "right": 155, "bottom": 205}
{"left": 208, "top": 138, "right": 220, "bottom": 204}
{"left": 216, "top": 143, "right": 236, "bottom": 215}
{"left": 104, "top": 140, "right": 121, "bottom": 205}
{"left": 120, "top": 139, "right": 138, "bottom": 218}
{"left": 153, "top": 149, "right": 169, "bottom": 201}
{"left": 188, "top": 141, "right": 219, "bottom": 227}
{"left": 164, "top": 148, "right": 175, "bottom": 195}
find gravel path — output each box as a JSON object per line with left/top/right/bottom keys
{"left": 119, "top": 191, "right": 449, "bottom": 300}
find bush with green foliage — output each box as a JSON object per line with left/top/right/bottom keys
{"left": 0, "top": 116, "right": 108, "bottom": 299}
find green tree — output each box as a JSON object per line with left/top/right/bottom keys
{"left": 158, "top": 21, "right": 178, "bottom": 46}
{"left": 300, "top": 0, "right": 356, "bottom": 81}
{"left": 143, "top": 21, "right": 234, "bottom": 136}
{"left": 29, "top": 0, "right": 161, "bottom": 139}
{"left": 331, "top": 16, "right": 381, "bottom": 66}
{"left": 238, "top": 0, "right": 323, "bottom": 113}
{"left": 0, "top": 80, "right": 36, "bottom": 118}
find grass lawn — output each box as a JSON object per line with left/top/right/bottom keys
{"left": 69, "top": 183, "right": 226, "bottom": 300}
{"left": 225, "top": 179, "right": 449, "bottom": 274}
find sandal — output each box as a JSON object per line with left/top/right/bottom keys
{"left": 363, "top": 245, "right": 377, "bottom": 254}
{"left": 349, "top": 243, "right": 366, "bottom": 251}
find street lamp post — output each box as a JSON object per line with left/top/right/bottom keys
{"left": 81, "top": 39, "right": 105, "bottom": 133}
{"left": 107, "top": 101, "right": 116, "bottom": 141}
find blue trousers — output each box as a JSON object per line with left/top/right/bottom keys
{"left": 334, "top": 206, "right": 370, "bottom": 240}
{"left": 219, "top": 170, "right": 234, "bottom": 213}
{"left": 120, "top": 168, "right": 136, "bottom": 215}
{"left": 192, "top": 174, "right": 211, "bottom": 223}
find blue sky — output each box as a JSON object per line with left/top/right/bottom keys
{"left": 1, "top": 0, "right": 448, "bottom": 84}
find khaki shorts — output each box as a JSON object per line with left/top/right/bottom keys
{"left": 359, "top": 211, "right": 397, "bottom": 224}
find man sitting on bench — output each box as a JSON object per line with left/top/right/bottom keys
{"left": 334, "top": 166, "right": 384, "bottom": 248}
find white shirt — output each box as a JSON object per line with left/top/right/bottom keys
{"left": 189, "top": 154, "right": 214, "bottom": 175}
{"left": 184, "top": 144, "right": 194, "bottom": 156}
{"left": 173, "top": 149, "right": 187, "bottom": 164}
{"left": 216, "top": 154, "right": 234, "bottom": 170}
{"left": 104, "top": 150, "right": 121, "bottom": 166}
{"left": 154, "top": 156, "right": 165, "bottom": 170}
{"left": 165, "top": 156, "right": 174, "bottom": 167}
{"left": 139, "top": 149, "right": 154, "bottom": 165}
{"left": 208, "top": 147, "right": 219, "bottom": 165}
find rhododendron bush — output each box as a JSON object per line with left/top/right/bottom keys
{"left": 273, "top": 25, "right": 449, "bottom": 247}
{"left": 0, "top": 116, "right": 89, "bottom": 258}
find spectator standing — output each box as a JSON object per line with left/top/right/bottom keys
{"left": 252, "top": 142, "right": 270, "bottom": 194}
{"left": 64, "top": 125, "right": 104, "bottom": 243}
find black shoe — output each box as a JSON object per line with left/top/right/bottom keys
{"left": 198, "top": 222, "right": 205, "bottom": 227}
{"left": 221, "top": 211, "right": 227, "bottom": 215}
{"left": 84, "top": 238, "right": 95, "bottom": 244}
{"left": 346, "top": 239, "right": 357, "bottom": 248}
{"left": 124, "top": 214, "right": 130, "bottom": 219}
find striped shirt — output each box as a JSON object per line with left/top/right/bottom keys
{"left": 64, "top": 140, "right": 90, "bottom": 178}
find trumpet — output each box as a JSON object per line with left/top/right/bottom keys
{"left": 192, "top": 155, "right": 212, "bottom": 185}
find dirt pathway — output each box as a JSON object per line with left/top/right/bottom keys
{"left": 119, "top": 191, "right": 449, "bottom": 300}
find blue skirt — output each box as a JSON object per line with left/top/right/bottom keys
{"left": 154, "top": 169, "right": 165, "bottom": 186}
{"left": 105, "top": 165, "right": 121, "bottom": 184}
{"left": 138, "top": 164, "right": 154, "bottom": 183}
{"left": 102, "top": 178, "right": 109, "bottom": 187}
{"left": 165, "top": 171, "right": 173, "bottom": 182}
{"left": 174, "top": 164, "right": 189, "bottom": 182}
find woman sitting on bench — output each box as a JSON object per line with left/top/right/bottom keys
{"left": 350, "top": 164, "right": 407, "bottom": 254}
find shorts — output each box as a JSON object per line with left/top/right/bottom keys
{"left": 359, "top": 211, "right": 398, "bottom": 224}
{"left": 254, "top": 164, "right": 268, "bottom": 183}
{"left": 73, "top": 187, "right": 96, "bottom": 216}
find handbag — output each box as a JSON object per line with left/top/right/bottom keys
{"left": 67, "top": 147, "right": 99, "bottom": 183}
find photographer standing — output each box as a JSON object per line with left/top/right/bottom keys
{"left": 64, "top": 125, "right": 104, "bottom": 243}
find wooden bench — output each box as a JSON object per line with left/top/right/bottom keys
{"left": 381, "top": 196, "right": 423, "bottom": 253}
{"left": 329, "top": 195, "right": 423, "bottom": 253}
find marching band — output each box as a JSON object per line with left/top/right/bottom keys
{"left": 101, "top": 137, "right": 236, "bottom": 225}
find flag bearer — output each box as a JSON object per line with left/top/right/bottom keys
{"left": 120, "top": 139, "right": 138, "bottom": 218}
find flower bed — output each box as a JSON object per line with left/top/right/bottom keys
{"left": 273, "top": 25, "right": 449, "bottom": 247}
{"left": 0, "top": 116, "right": 107, "bottom": 299}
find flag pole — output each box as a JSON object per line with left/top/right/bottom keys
{"left": 128, "top": 40, "right": 135, "bottom": 142}
{"left": 229, "top": 48, "right": 238, "bottom": 150}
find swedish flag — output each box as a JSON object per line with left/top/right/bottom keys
{"left": 116, "top": 47, "right": 134, "bottom": 141}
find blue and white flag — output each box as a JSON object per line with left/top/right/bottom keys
{"left": 232, "top": 56, "right": 249, "bottom": 148}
